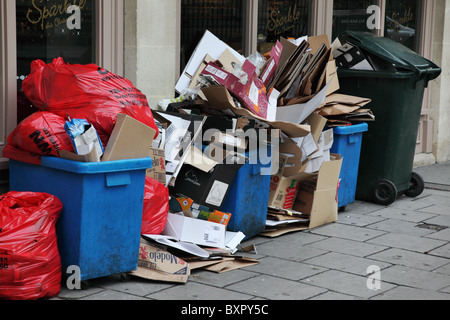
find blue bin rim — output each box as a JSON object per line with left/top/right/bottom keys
{"left": 331, "top": 123, "right": 369, "bottom": 135}
{"left": 39, "top": 156, "right": 152, "bottom": 174}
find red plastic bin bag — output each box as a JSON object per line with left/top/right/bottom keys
{"left": 0, "top": 192, "right": 63, "bottom": 300}
{"left": 22, "top": 57, "right": 158, "bottom": 145}
{"left": 141, "top": 177, "right": 169, "bottom": 235}
{"left": 6, "top": 111, "right": 74, "bottom": 158}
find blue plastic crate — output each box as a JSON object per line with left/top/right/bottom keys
{"left": 330, "top": 123, "right": 368, "bottom": 210}
{"left": 221, "top": 147, "right": 272, "bottom": 240}
{"left": 9, "top": 157, "right": 152, "bottom": 282}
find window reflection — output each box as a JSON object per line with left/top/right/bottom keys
{"left": 258, "top": 0, "right": 311, "bottom": 54}
{"left": 180, "top": 0, "right": 245, "bottom": 73}
{"left": 16, "top": 0, "right": 96, "bottom": 123}
{"left": 332, "top": 0, "right": 378, "bottom": 41}
{"left": 385, "top": 0, "right": 420, "bottom": 52}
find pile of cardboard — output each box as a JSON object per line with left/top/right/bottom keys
{"left": 130, "top": 30, "right": 377, "bottom": 284}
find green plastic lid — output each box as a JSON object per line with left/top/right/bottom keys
{"left": 341, "top": 31, "right": 441, "bottom": 78}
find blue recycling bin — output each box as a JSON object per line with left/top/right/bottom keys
{"left": 221, "top": 146, "right": 272, "bottom": 239}
{"left": 9, "top": 156, "right": 152, "bottom": 282}
{"left": 330, "top": 123, "right": 368, "bottom": 210}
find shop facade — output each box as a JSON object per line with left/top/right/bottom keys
{"left": 1, "top": 0, "right": 449, "bottom": 183}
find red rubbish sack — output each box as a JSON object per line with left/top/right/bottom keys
{"left": 22, "top": 57, "right": 159, "bottom": 146}
{"left": 0, "top": 192, "right": 63, "bottom": 300}
{"left": 6, "top": 111, "right": 74, "bottom": 158}
{"left": 141, "top": 177, "right": 169, "bottom": 235}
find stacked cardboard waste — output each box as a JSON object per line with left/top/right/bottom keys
{"left": 131, "top": 30, "right": 375, "bottom": 283}
{"left": 3, "top": 31, "right": 375, "bottom": 286}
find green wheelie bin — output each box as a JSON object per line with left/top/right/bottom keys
{"left": 336, "top": 31, "right": 441, "bottom": 206}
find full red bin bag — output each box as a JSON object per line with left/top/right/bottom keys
{"left": 0, "top": 192, "right": 63, "bottom": 300}
{"left": 22, "top": 57, "right": 158, "bottom": 146}
{"left": 141, "top": 177, "right": 169, "bottom": 235}
{"left": 6, "top": 111, "right": 74, "bottom": 158}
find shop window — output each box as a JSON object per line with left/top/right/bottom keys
{"left": 385, "top": 0, "right": 421, "bottom": 52}
{"left": 332, "top": 0, "right": 379, "bottom": 41}
{"left": 16, "top": 0, "right": 96, "bottom": 123}
{"left": 257, "top": 0, "right": 312, "bottom": 54}
{"left": 180, "top": 0, "right": 246, "bottom": 73}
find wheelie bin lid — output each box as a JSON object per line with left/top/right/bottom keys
{"left": 340, "top": 31, "right": 441, "bottom": 80}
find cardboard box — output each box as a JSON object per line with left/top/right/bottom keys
{"left": 130, "top": 237, "right": 190, "bottom": 284}
{"left": 262, "top": 154, "right": 343, "bottom": 237}
{"left": 163, "top": 213, "right": 226, "bottom": 248}
{"left": 147, "top": 147, "right": 166, "bottom": 185}
{"left": 176, "top": 30, "right": 245, "bottom": 94}
{"left": 200, "top": 85, "right": 310, "bottom": 139}
{"left": 293, "top": 154, "right": 343, "bottom": 228}
{"left": 201, "top": 61, "right": 270, "bottom": 119}
{"left": 269, "top": 154, "right": 300, "bottom": 210}
{"left": 170, "top": 146, "right": 247, "bottom": 211}
{"left": 102, "top": 114, "right": 156, "bottom": 162}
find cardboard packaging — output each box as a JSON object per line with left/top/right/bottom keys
{"left": 268, "top": 154, "right": 301, "bottom": 210}
{"left": 147, "top": 147, "right": 166, "bottom": 185}
{"left": 293, "top": 154, "right": 343, "bottom": 228}
{"left": 170, "top": 146, "right": 247, "bottom": 211}
{"left": 102, "top": 114, "right": 156, "bottom": 162}
{"left": 201, "top": 60, "right": 270, "bottom": 119}
{"left": 262, "top": 154, "right": 343, "bottom": 237}
{"left": 130, "top": 237, "right": 190, "bottom": 284}
{"left": 163, "top": 213, "right": 226, "bottom": 249}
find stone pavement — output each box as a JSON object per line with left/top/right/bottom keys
{"left": 52, "top": 164, "right": 450, "bottom": 302}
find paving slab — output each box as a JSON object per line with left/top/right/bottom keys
{"left": 303, "top": 252, "right": 392, "bottom": 276}
{"left": 303, "top": 237, "right": 388, "bottom": 258}
{"left": 334, "top": 212, "right": 386, "bottom": 227}
{"left": 367, "top": 233, "right": 447, "bottom": 253}
{"left": 309, "top": 223, "right": 387, "bottom": 242}
{"left": 146, "top": 282, "right": 254, "bottom": 300}
{"left": 226, "top": 275, "right": 327, "bottom": 300}
{"left": 428, "top": 243, "right": 450, "bottom": 259}
{"left": 370, "top": 286, "right": 450, "bottom": 300}
{"left": 244, "top": 257, "right": 329, "bottom": 281}
{"left": 366, "top": 206, "right": 436, "bottom": 223}
{"left": 255, "top": 239, "right": 329, "bottom": 262}
{"left": 189, "top": 269, "right": 259, "bottom": 287}
{"left": 301, "top": 269, "right": 396, "bottom": 299}
{"left": 380, "top": 265, "right": 450, "bottom": 291}
{"left": 366, "top": 218, "right": 437, "bottom": 237}
{"left": 367, "top": 248, "right": 450, "bottom": 271}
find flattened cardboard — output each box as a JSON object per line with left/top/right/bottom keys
{"left": 102, "top": 114, "right": 156, "bottom": 162}
{"left": 131, "top": 237, "right": 190, "bottom": 284}
{"left": 59, "top": 147, "right": 100, "bottom": 163}
{"left": 176, "top": 30, "right": 245, "bottom": 93}
{"left": 200, "top": 86, "right": 310, "bottom": 139}
{"left": 147, "top": 147, "right": 166, "bottom": 185}
{"left": 201, "top": 61, "right": 269, "bottom": 119}
{"left": 293, "top": 154, "right": 343, "bottom": 229}
{"left": 261, "top": 154, "right": 343, "bottom": 237}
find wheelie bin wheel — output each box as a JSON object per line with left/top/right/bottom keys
{"left": 373, "top": 179, "right": 397, "bottom": 206}
{"left": 404, "top": 172, "right": 425, "bottom": 198}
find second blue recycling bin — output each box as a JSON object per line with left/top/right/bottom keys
{"left": 330, "top": 123, "right": 368, "bottom": 210}
{"left": 221, "top": 146, "right": 272, "bottom": 239}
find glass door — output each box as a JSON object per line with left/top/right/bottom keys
{"left": 16, "top": 0, "right": 97, "bottom": 123}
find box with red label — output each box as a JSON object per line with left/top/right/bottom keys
{"left": 201, "top": 61, "right": 269, "bottom": 119}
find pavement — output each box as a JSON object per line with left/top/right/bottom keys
{"left": 52, "top": 162, "right": 450, "bottom": 302}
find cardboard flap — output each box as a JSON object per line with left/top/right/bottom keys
{"left": 316, "top": 154, "right": 343, "bottom": 189}
{"left": 308, "top": 188, "right": 339, "bottom": 229}
{"left": 201, "top": 86, "right": 311, "bottom": 138}
{"left": 184, "top": 145, "right": 219, "bottom": 173}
